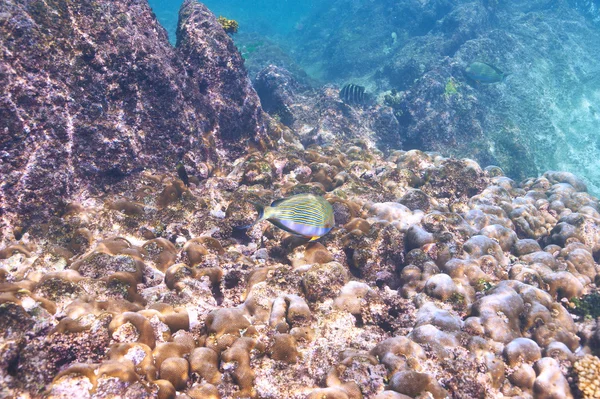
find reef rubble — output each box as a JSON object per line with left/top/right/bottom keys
{"left": 1, "top": 0, "right": 600, "bottom": 399}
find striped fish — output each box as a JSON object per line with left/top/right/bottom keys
{"left": 339, "top": 83, "right": 366, "bottom": 105}
{"left": 250, "top": 194, "right": 334, "bottom": 241}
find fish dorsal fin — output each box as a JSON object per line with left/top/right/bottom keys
{"left": 484, "top": 62, "right": 505, "bottom": 76}
{"left": 270, "top": 198, "right": 287, "bottom": 207}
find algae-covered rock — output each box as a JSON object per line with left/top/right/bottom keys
{"left": 176, "top": 0, "right": 267, "bottom": 143}
{"left": 0, "top": 0, "right": 267, "bottom": 239}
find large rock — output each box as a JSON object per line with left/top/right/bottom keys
{"left": 176, "top": 0, "right": 266, "bottom": 142}
{"left": 0, "top": 0, "right": 266, "bottom": 239}
{"left": 254, "top": 65, "right": 403, "bottom": 150}
{"left": 254, "top": 65, "right": 310, "bottom": 127}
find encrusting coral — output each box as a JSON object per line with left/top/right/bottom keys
{"left": 217, "top": 16, "right": 239, "bottom": 34}
{"left": 2, "top": 132, "right": 600, "bottom": 398}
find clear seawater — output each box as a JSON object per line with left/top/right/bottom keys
{"left": 148, "top": 0, "right": 317, "bottom": 43}
{"left": 148, "top": 0, "right": 600, "bottom": 195}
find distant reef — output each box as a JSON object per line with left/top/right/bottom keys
{"left": 0, "top": 0, "right": 267, "bottom": 238}
{"left": 286, "top": 0, "right": 600, "bottom": 194}
{"left": 569, "top": 0, "right": 600, "bottom": 23}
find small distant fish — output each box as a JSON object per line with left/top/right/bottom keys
{"left": 176, "top": 161, "right": 190, "bottom": 186}
{"left": 465, "top": 62, "right": 510, "bottom": 83}
{"left": 339, "top": 83, "right": 366, "bottom": 104}
{"left": 248, "top": 194, "right": 334, "bottom": 241}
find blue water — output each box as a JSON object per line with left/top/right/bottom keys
{"left": 148, "top": 0, "right": 600, "bottom": 195}
{"left": 149, "top": 0, "right": 317, "bottom": 42}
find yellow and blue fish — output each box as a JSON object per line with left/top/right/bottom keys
{"left": 249, "top": 194, "right": 334, "bottom": 241}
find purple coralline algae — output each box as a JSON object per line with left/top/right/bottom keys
{"left": 0, "top": 0, "right": 267, "bottom": 238}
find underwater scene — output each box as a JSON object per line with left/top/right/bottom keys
{"left": 3, "top": 0, "right": 600, "bottom": 398}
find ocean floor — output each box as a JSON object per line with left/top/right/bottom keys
{"left": 2, "top": 137, "right": 600, "bottom": 398}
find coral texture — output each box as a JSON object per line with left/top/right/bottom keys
{"left": 2, "top": 138, "right": 599, "bottom": 398}
{"left": 574, "top": 354, "right": 600, "bottom": 399}
{"left": 1, "top": 0, "right": 600, "bottom": 399}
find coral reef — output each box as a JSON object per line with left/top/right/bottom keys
{"left": 2, "top": 126, "right": 600, "bottom": 398}
{"left": 1, "top": 0, "right": 600, "bottom": 399}
{"left": 288, "top": 0, "right": 600, "bottom": 194}
{"left": 574, "top": 354, "right": 600, "bottom": 398}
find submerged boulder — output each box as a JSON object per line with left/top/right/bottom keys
{"left": 0, "top": 0, "right": 267, "bottom": 239}
{"left": 176, "top": 0, "right": 266, "bottom": 142}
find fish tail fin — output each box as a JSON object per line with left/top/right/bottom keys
{"left": 238, "top": 201, "right": 266, "bottom": 229}
{"left": 502, "top": 72, "right": 512, "bottom": 81}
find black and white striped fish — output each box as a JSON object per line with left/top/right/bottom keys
{"left": 249, "top": 194, "right": 334, "bottom": 241}
{"left": 339, "top": 83, "right": 366, "bottom": 105}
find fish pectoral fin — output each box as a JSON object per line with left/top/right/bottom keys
{"left": 308, "top": 236, "right": 320, "bottom": 242}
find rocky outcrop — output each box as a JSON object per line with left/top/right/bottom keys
{"left": 255, "top": 65, "right": 403, "bottom": 150}
{"left": 0, "top": 0, "right": 266, "bottom": 240}
{"left": 254, "top": 65, "right": 311, "bottom": 127}
{"left": 176, "top": 0, "right": 266, "bottom": 142}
